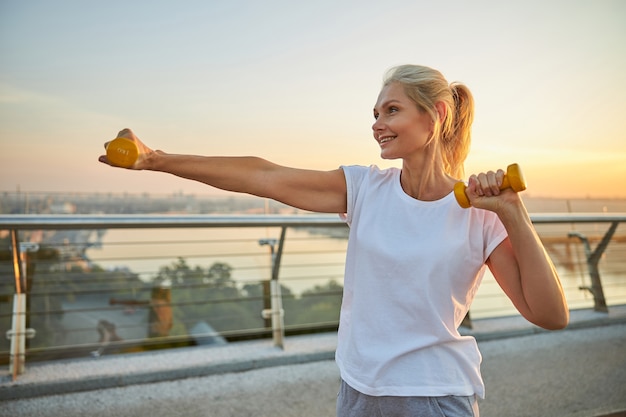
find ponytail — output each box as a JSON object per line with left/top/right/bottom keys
{"left": 442, "top": 82, "right": 474, "bottom": 178}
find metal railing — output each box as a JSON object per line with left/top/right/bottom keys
{"left": 1, "top": 213, "right": 625, "bottom": 380}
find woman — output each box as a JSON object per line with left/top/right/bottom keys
{"left": 100, "top": 64, "right": 569, "bottom": 416}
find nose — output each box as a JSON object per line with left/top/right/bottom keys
{"left": 372, "top": 117, "right": 383, "bottom": 136}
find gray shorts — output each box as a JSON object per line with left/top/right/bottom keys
{"left": 336, "top": 380, "right": 479, "bottom": 417}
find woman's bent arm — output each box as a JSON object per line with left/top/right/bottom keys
{"left": 487, "top": 196, "right": 569, "bottom": 330}
{"left": 465, "top": 172, "right": 569, "bottom": 330}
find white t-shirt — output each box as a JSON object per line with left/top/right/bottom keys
{"left": 336, "top": 165, "right": 508, "bottom": 399}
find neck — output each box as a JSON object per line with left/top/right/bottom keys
{"left": 400, "top": 158, "right": 456, "bottom": 201}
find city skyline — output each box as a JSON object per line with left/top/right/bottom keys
{"left": 1, "top": 1, "right": 625, "bottom": 198}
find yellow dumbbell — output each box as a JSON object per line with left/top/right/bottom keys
{"left": 105, "top": 137, "right": 139, "bottom": 168}
{"left": 454, "top": 163, "right": 526, "bottom": 208}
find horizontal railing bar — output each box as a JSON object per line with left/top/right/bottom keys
{"left": 1, "top": 213, "right": 625, "bottom": 230}
{"left": 85, "top": 248, "right": 347, "bottom": 263}
{"left": 43, "top": 235, "right": 332, "bottom": 248}
{"left": 0, "top": 214, "right": 347, "bottom": 230}
{"left": 529, "top": 213, "right": 626, "bottom": 224}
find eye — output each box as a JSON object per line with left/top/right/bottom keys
{"left": 388, "top": 106, "right": 398, "bottom": 114}
{"left": 373, "top": 111, "right": 379, "bottom": 120}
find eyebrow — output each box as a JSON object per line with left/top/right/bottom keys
{"left": 374, "top": 99, "right": 402, "bottom": 111}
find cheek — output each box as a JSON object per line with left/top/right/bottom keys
{"left": 410, "top": 123, "right": 432, "bottom": 140}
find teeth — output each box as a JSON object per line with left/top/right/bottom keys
{"left": 379, "top": 136, "right": 395, "bottom": 144}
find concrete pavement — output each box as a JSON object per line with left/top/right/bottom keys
{"left": 1, "top": 306, "right": 625, "bottom": 416}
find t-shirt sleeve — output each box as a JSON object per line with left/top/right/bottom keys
{"left": 339, "top": 165, "right": 368, "bottom": 225}
{"left": 483, "top": 211, "right": 508, "bottom": 261}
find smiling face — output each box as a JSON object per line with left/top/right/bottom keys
{"left": 372, "top": 82, "right": 435, "bottom": 161}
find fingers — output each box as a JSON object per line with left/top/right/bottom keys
{"left": 117, "top": 128, "right": 134, "bottom": 139}
{"left": 100, "top": 128, "right": 154, "bottom": 169}
{"left": 470, "top": 169, "right": 505, "bottom": 197}
{"left": 103, "top": 128, "right": 135, "bottom": 151}
{"left": 100, "top": 128, "right": 137, "bottom": 167}
{"left": 464, "top": 167, "right": 521, "bottom": 211}
{"left": 98, "top": 155, "right": 111, "bottom": 165}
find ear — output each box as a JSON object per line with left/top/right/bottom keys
{"left": 434, "top": 101, "right": 447, "bottom": 123}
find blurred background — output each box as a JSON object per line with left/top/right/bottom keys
{"left": 1, "top": 0, "right": 625, "bottom": 198}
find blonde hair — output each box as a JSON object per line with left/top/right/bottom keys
{"left": 383, "top": 65, "right": 474, "bottom": 178}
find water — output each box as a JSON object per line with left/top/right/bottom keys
{"left": 85, "top": 212, "right": 626, "bottom": 320}
{"left": 86, "top": 226, "right": 348, "bottom": 295}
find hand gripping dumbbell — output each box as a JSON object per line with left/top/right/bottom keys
{"left": 453, "top": 163, "right": 527, "bottom": 208}
{"left": 105, "top": 137, "right": 139, "bottom": 168}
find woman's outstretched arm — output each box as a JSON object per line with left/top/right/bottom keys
{"left": 99, "top": 129, "right": 348, "bottom": 214}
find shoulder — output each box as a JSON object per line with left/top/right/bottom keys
{"left": 341, "top": 165, "right": 399, "bottom": 185}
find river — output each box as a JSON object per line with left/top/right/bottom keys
{"left": 85, "top": 217, "right": 626, "bottom": 320}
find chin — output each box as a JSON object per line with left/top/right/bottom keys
{"left": 380, "top": 152, "right": 398, "bottom": 161}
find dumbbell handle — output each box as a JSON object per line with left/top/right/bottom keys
{"left": 454, "top": 163, "right": 527, "bottom": 208}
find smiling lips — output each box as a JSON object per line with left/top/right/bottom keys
{"left": 378, "top": 136, "right": 396, "bottom": 145}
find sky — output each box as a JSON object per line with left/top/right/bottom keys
{"left": 1, "top": 0, "right": 625, "bottom": 199}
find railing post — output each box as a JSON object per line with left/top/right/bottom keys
{"left": 8, "top": 229, "right": 25, "bottom": 381}
{"left": 7, "top": 231, "right": 30, "bottom": 380}
{"left": 568, "top": 221, "right": 619, "bottom": 313}
{"left": 6, "top": 231, "right": 38, "bottom": 380}
{"left": 260, "top": 227, "right": 287, "bottom": 349}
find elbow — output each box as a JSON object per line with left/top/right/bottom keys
{"left": 542, "top": 316, "right": 569, "bottom": 331}
{"left": 555, "top": 308, "right": 570, "bottom": 330}
{"left": 535, "top": 307, "right": 570, "bottom": 331}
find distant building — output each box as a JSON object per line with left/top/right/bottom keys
{"left": 49, "top": 202, "right": 76, "bottom": 214}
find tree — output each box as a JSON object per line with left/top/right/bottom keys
{"left": 153, "top": 258, "right": 262, "bottom": 338}
{"left": 289, "top": 280, "right": 343, "bottom": 326}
